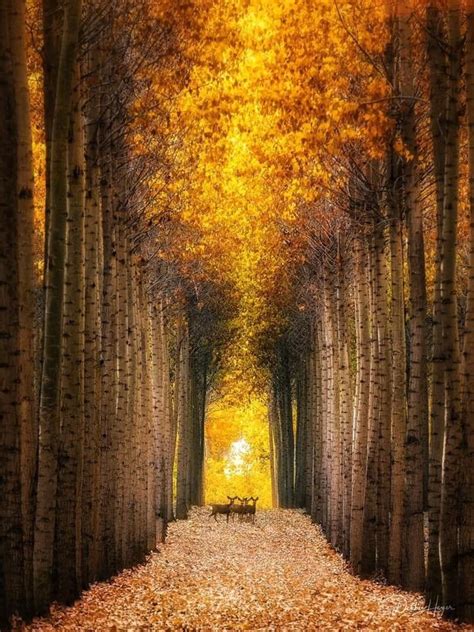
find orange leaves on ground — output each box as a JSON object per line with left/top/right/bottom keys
{"left": 17, "top": 509, "right": 469, "bottom": 631}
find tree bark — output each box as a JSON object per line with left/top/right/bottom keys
{"left": 439, "top": 0, "right": 463, "bottom": 610}
{"left": 0, "top": 7, "right": 26, "bottom": 622}
{"left": 459, "top": 1, "right": 474, "bottom": 621}
{"left": 426, "top": 2, "right": 449, "bottom": 602}
{"left": 34, "top": 0, "right": 82, "bottom": 611}
{"left": 7, "top": 0, "right": 36, "bottom": 612}
{"left": 350, "top": 239, "right": 371, "bottom": 574}
{"left": 398, "top": 0, "right": 427, "bottom": 590}
{"left": 55, "top": 66, "right": 86, "bottom": 603}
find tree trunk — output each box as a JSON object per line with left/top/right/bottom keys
{"left": 387, "top": 148, "right": 407, "bottom": 585}
{"left": 97, "top": 137, "right": 118, "bottom": 579}
{"left": 55, "top": 66, "right": 86, "bottom": 603}
{"left": 439, "top": 0, "right": 463, "bottom": 610}
{"left": 7, "top": 0, "right": 36, "bottom": 612}
{"left": 337, "top": 252, "right": 353, "bottom": 557}
{"left": 81, "top": 63, "right": 102, "bottom": 585}
{"left": 176, "top": 318, "right": 191, "bottom": 519}
{"left": 34, "top": 0, "right": 82, "bottom": 611}
{"left": 426, "top": 1, "right": 449, "bottom": 602}
{"left": 350, "top": 238, "right": 371, "bottom": 574}
{"left": 398, "top": 0, "right": 427, "bottom": 590}
{"left": 0, "top": 8, "right": 26, "bottom": 622}
{"left": 374, "top": 226, "right": 391, "bottom": 575}
{"left": 362, "top": 235, "right": 379, "bottom": 576}
{"left": 459, "top": 2, "right": 474, "bottom": 621}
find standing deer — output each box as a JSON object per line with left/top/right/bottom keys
{"left": 229, "top": 496, "right": 249, "bottom": 521}
{"left": 209, "top": 497, "right": 235, "bottom": 522}
{"left": 244, "top": 496, "right": 258, "bottom": 523}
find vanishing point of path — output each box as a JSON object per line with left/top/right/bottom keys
{"left": 18, "top": 509, "right": 470, "bottom": 631}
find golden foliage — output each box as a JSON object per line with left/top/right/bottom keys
{"left": 135, "top": 0, "right": 392, "bottom": 390}
{"left": 205, "top": 396, "right": 272, "bottom": 508}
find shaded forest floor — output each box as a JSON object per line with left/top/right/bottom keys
{"left": 17, "top": 509, "right": 470, "bottom": 631}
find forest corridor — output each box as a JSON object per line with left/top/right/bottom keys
{"left": 12, "top": 510, "right": 470, "bottom": 631}
{"left": 2, "top": 0, "right": 474, "bottom": 629}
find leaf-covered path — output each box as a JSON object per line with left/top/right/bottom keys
{"left": 19, "top": 509, "right": 469, "bottom": 631}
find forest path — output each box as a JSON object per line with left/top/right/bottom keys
{"left": 20, "top": 508, "right": 468, "bottom": 631}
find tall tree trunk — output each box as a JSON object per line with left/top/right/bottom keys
{"left": 97, "top": 137, "right": 118, "bottom": 579}
{"left": 0, "top": 7, "right": 26, "bottom": 623}
{"left": 375, "top": 226, "right": 391, "bottom": 575}
{"left": 268, "top": 400, "right": 278, "bottom": 508}
{"left": 362, "top": 234, "right": 379, "bottom": 576}
{"left": 387, "top": 149, "right": 407, "bottom": 585}
{"left": 398, "top": 0, "right": 427, "bottom": 590}
{"left": 81, "top": 63, "right": 102, "bottom": 585}
{"left": 439, "top": 0, "right": 463, "bottom": 610}
{"left": 144, "top": 297, "right": 157, "bottom": 551}
{"left": 295, "top": 357, "right": 308, "bottom": 508}
{"left": 426, "top": 1, "right": 449, "bottom": 602}
{"left": 55, "top": 67, "right": 86, "bottom": 603}
{"left": 7, "top": 0, "right": 36, "bottom": 612}
{"left": 34, "top": 0, "right": 82, "bottom": 611}
{"left": 176, "top": 318, "right": 191, "bottom": 519}
{"left": 337, "top": 251, "right": 353, "bottom": 557}
{"left": 160, "top": 302, "right": 174, "bottom": 524}
{"left": 350, "top": 238, "right": 371, "bottom": 574}
{"left": 459, "top": 2, "right": 474, "bottom": 621}
{"left": 311, "top": 320, "right": 323, "bottom": 524}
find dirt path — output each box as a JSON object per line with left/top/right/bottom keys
{"left": 18, "top": 509, "right": 470, "bottom": 631}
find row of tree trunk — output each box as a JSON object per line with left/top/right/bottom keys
{"left": 0, "top": 1, "right": 214, "bottom": 625}
{"left": 271, "top": 1, "right": 474, "bottom": 623}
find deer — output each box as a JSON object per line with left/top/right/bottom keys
{"left": 209, "top": 497, "right": 235, "bottom": 522}
{"left": 228, "top": 496, "right": 249, "bottom": 521}
{"left": 243, "top": 496, "right": 258, "bottom": 523}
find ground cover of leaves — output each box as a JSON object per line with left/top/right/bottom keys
{"left": 17, "top": 508, "right": 472, "bottom": 631}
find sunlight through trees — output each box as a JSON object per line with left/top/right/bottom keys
{"left": 1, "top": 0, "right": 474, "bottom": 627}
{"left": 205, "top": 397, "right": 272, "bottom": 508}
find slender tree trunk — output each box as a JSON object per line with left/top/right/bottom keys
{"left": 398, "top": 0, "right": 427, "bottom": 590}
{"left": 97, "top": 137, "right": 118, "bottom": 579}
{"left": 362, "top": 235, "right": 379, "bottom": 576}
{"left": 350, "top": 239, "right": 371, "bottom": 574}
{"left": 145, "top": 298, "right": 157, "bottom": 551}
{"left": 176, "top": 319, "right": 191, "bottom": 519}
{"left": 337, "top": 252, "right": 353, "bottom": 557}
{"left": 459, "top": 2, "right": 474, "bottom": 621}
{"left": 268, "top": 400, "right": 278, "bottom": 508}
{"left": 81, "top": 65, "right": 102, "bottom": 585}
{"left": 375, "top": 226, "right": 391, "bottom": 576}
{"left": 115, "top": 224, "right": 129, "bottom": 571}
{"left": 426, "top": 2, "right": 449, "bottom": 602}
{"left": 312, "top": 320, "right": 323, "bottom": 524}
{"left": 295, "top": 359, "right": 307, "bottom": 508}
{"left": 34, "top": 0, "right": 82, "bottom": 611}
{"left": 0, "top": 9, "right": 26, "bottom": 622}
{"left": 304, "top": 348, "right": 314, "bottom": 514}
{"left": 7, "top": 0, "right": 36, "bottom": 611}
{"left": 439, "top": 0, "right": 463, "bottom": 610}
{"left": 388, "top": 150, "right": 407, "bottom": 585}
{"left": 160, "top": 302, "right": 174, "bottom": 524}
{"left": 55, "top": 67, "right": 86, "bottom": 603}
{"left": 327, "top": 280, "right": 342, "bottom": 548}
